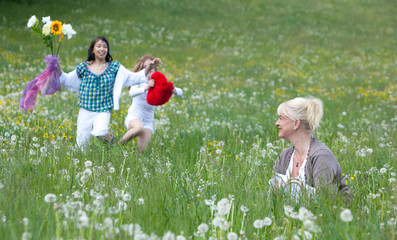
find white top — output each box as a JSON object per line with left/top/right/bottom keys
{"left": 127, "top": 83, "right": 183, "bottom": 121}
{"left": 286, "top": 150, "right": 308, "bottom": 183}
{"left": 59, "top": 64, "right": 148, "bottom": 110}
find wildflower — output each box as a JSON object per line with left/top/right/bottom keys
{"left": 163, "top": 231, "right": 175, "bottom": 240}
{"left": 27, "top": 15, "right": 38, "bottom": 28}
{"left": 84, "top": 160, "right": 92, "bottom": 168}
{"left": 204, "top": 199, "right": 214, "bottom": 206}
{"left": 50, "top": 20, "right": 62, "bottom": 35}
{"left": 123, "top": 193, "right": 131, "bottom": 201}
{"left": 44, "top": 193, "right": 56, "bottom": 203}
{"left": 263, "top": 217, "right": 272, "bottom": 226}
{"left": 215, "top": 149, "right": 222, "bottom": 154}
{"left": 213, "top": 217, "right": 223, "bottom": 227}
{"left": 22, "top": 218, "right": 29, "bottom": 226}
{"left": 227, "top": 232, "right": 238, "bottom": 240}
{"left": 109, "top": 167, "right": 115, "bottom": 173}
{"left": 62, "top": 23, "right": 76, "bottom": 39}
{"left": 22, "top": 232, "right": 32, "bottom": 240}
{"left": 176, "top": 235, "right": 186, "bottom": 240}
{"left": 340, "top": 209, "right": 353, "bottom": 222}
{"left": 240, "top": 205, "right": 249, "bottom": 212}
{"left": 298, "top": 207, "right": 314, "bottom": 221}
{"left": 72, "top": 190, "right": 82, "bottom": 198}
{"left": 42, "top": 22, "right": 52, "bottom": 36}
{"left": 303, "top": 219, "right": 321, "bottom": 233}
{"left": 390, "top": 178, "right": 396, "bottom": 183}
{"left": 117, "top": 201, "right": 127, "bottom": 211}
{"left": 253, "top": 219, "right": 264, "bottom": 229}
{"left": 219, "top": 220, "right": 230, "bottom": 230}
{"left": 217, "top": 198, "right": 231, "bottom": 215}
{"left": 42, "top": 16, "right": 50, "bottom": 23}
{"left": 138, "top": 198, "right": 144, "bottom": 205}
{"left": 197, "top": 223, "right": 209, "bottom": 234}
{"left": 380, "top": 168, "right": 387, "bottom": 174}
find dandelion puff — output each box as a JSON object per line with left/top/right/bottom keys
{"left": 123, "top": 193, "right": 132, "bottom": 202}
{"left": 217, "top": 198, "right": 231, "bottom": 216}
{"left": 240, "top": 205, "right": 249, "bottom": 213}
{"left": 197, "top": 223, "right": 209, "bottom": 234}
{"left": 204, "top": 199, "right": 214, "bottom": 206}
{"left": 263, "top": 217, "right": 272, "bottom": 226}
{"left": 85, "top": 161, "right": 92, "bottom": 168}
{"left": 44, "top": 193, "right": 56, "bottom": 203}
{"left": 227, "top": 232, "right": 238, "bottom": 240}
{"left": 22, "top": 232, "right": 32, "bottom": 240}
{"left": 389, "top": 178, "right": 396, "bottom": 183}
{"left": 213, "top": 217, "right": 223, "bottom": 227}
{"left": 176, "top": 235, "right": 186, "bottom": 240}
{"left": 298, "top": 207, "right": 314, "bottom": 221}
{"left": 380, "top": 168, "right": 387, "bottom": 174}
{"left": 253, "top": 219, "right": 264, "bottom": 229}
{"left": 138, "top": 198, "right": 145, "bottom": 205}
{"left": 303, "top": 219, "right": 321, "bottom": 233}
{"left": 162, "top": 231, "right": 175, "bottom": 240}
{"left": 219, "top": 219, "right": 230, "bottom": 231}
{"left": 340, "top": 209, "right": 353, "bottom": 222}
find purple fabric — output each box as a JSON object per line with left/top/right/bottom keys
{"left": 19, "top": 55, "right": 61, "bottom": 112}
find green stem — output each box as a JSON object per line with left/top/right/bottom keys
{"left": 56, "top": 39, "right": 62, "bottom": 56}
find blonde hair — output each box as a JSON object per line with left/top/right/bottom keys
{"left": 277, "top": 97, "right": 323, "bottom": 132}
{"left": 132, "top": 54, "right": 155, "bottom": 72}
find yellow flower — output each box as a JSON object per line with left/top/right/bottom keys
{"left": 51, "top": 20, "right": 62, "bottom": 35}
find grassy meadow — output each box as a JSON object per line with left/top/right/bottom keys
{"left": 0, "top": 0, "right": 396, "bottom": 239}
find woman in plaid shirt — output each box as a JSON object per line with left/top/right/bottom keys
{"left": 59, "top": 36, "right": 161, "bottom": 149}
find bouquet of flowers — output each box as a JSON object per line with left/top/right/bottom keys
{"left": 19, "top": 15, "right": 76, "bottom": 112}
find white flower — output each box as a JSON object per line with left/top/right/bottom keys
{"left": 62, "top": 23, "right": 76, "bottom": 39}
{"left": 389, "top": 178, "right": 396, "bottom": 183}
{"left": 380, "top": 168, "right": 387, "bottom": 174}
{"left": 212, "top": 217, "right": 223, "bottom": 227}
{"left": 253, "top": 219, "right": 264, "bottom": 229}
{"left": 176, "top": 236, "right": 186, "bottom": 240}
{"left": 42, "top": 22, "right": 52, "bottom": 36}
{"left": 42, "top": 16, "right": 51, "bottom": 23}
{"left": 303, "top": 219, "right": 321, "bottom": 233}
{"left": 227, "top": 232, "right": 238, "bottom": 240}
{"left": 204, "top": 199, "right": 214, "bottom": 206}
{"left": 117, "top": 201, "right": 127, "bottom": 211}
{"left": 138, "top": 198, "right": 144, "bottom": 205}
{"left": 240, "top": 205, "right": 249, "bottom": 212}
{"left": 298, "top": 207, "right": 314, "bottom": 221}
{"left": 215, "top": 149, "right": 222, "bottom": 154}
{"left": 27, "top": 15, "right": 38, "bottom": 28}
{"left": 123, "top": 193, "right": 132, "bottom": 201}
{"left": 197, "top": 223, "right": 209, "bottom": 233}
{"left": 162, "top": 231, "right": 175, "bottom": 240}
{"left": 22, "top": 232, "right": 32, "bottom": 240}
{"left": 72, "top": 190, "right": 82, "bottom": 198}
{"left": 263, "top": 217, "right": 272, "bottom": 226}
{"left": 219, "top": 219, "right": 230, "bottom": 230}
{"left": 44, "top": 193, "right": 57, "bottom": 203}
{"left": 217, "top": 198, "right": 231, "bottom": 215}
{"left": 84, "top": 161, "right": 92, "bottom": 168}
{"left": 340, "top": 209, "right": 353, "bottom": 222}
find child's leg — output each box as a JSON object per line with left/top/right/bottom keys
{"left": 121, "top": 118, "right": 144, "bottom": 144}
{"left": 76, "top": 109, "right": 95, "bottom": 148}
{"left": 137, "top": 128, "right": 152, "bottom": 153}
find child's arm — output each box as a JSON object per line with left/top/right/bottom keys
{"left": 59, "top": 70, "right": 80, "bottom": 95}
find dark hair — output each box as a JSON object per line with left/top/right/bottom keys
{"left": 132, "top": 54, "right": 155, "bottom": 72}
{"left": 86, "top": 36, "right": 113, "bottom": 62}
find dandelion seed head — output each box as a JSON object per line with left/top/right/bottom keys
{"left": 340, "top": 209, "right": 353, "bottom": 222}
{"left": 44, "top": 193, "right": 57, "bottom": 203}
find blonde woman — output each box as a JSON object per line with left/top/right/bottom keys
{"left": 271, "top": 97, "right": 350, "bottom": 198}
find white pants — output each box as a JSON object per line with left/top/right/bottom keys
{"left": 76, "top": 108, "right": 111, "bottom": 148}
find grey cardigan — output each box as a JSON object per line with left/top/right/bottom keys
{"left": 273, "top": 137, "right": 351, "bottom": 196}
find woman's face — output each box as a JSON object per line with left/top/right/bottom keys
{"left": 92, "top": 40, "right": 108, "bottom": 61}
{"left": 143, "top": 59, "right": 155, "bottom": 75}
{"left": 275, "top": 115, "right": 296, "bottom": 139}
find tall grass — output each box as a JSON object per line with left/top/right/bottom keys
{"left": 0, "top": 0, "right": 396, "bottom": 239}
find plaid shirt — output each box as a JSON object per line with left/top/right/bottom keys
{"left": 76, "top": 61, "right": 121, "bottom": 112}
